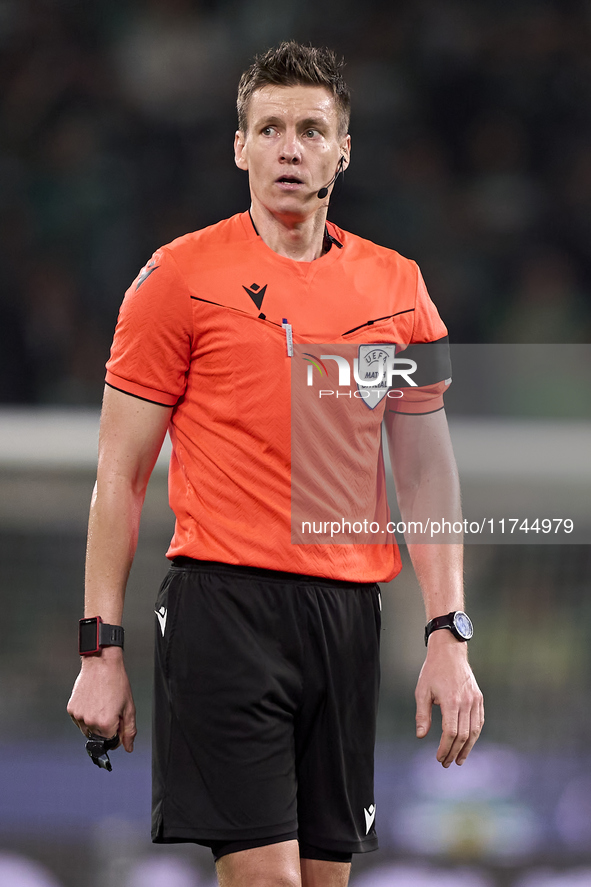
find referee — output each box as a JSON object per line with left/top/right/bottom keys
{"left": 68, "top": 42, "right": 483, "bottom": 887}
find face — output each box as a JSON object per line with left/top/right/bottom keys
{"left": 234, "top": 84, "right": 350, "bottom": 219}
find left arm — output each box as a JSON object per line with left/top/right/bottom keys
{"left": 385, "top": 408, "right": 484, "bottom": 767}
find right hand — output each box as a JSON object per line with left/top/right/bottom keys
{"left": 67, "top": 647, "right": 137, "bottom": 752}
{"left": 415, "top": 630, "right": 483, "bottom": 767}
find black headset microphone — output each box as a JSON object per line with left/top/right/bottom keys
{"left": 317, "top": 156, "right": 345, "bottom": 199}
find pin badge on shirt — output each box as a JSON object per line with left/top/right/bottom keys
{"left": 282, "top": 319, "right": 293, "bottom": 357}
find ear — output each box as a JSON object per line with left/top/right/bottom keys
{"left": 234, "top": 130, "right": 248, "bottom": 171}
{"left": 340, "top": 134, "right": 351, "bottom": 171}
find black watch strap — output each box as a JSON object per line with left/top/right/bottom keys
{"left": 99, "top": 622, "right": 125, "bottom": 649}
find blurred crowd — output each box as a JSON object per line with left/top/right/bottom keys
{"left": 0, "top": 0, "right": 590, "bottom": 404}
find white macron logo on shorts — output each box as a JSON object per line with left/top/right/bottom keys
{"left": 364, "top": 803, "right": 376, "bottom": 834}
{"left": 155, "top": 606, "right": 167, "bottom": 636}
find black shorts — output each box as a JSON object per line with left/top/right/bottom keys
{"left": 151, "top": 558, "right": 381, "bottom": 859}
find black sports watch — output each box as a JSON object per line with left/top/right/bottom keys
{"left": 79, "top": 616, "right": 124, "bottom": 655}
{"left": 425, "top": 610, "right": 473, "bottom": 646}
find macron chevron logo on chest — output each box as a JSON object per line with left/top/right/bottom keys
{"left": 242, "top": 282, "right": 267, "bottom": 310}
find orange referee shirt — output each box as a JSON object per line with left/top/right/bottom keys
{"left": 106, "top": 211, "right": 449, "bottom": 582}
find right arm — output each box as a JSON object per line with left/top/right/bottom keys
{"left": 67, "top": 385, "right": 172, "bottom": 751}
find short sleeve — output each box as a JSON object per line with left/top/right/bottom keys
{"left": 408, "top": 264, "right": 447, "bottom": 343}
{"left": 387, "top": 265, "right": 451, "bottom": 415}
{"left": 105, "top": 248, "right": 193, "bottom": 406}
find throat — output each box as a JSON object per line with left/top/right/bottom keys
{"left": 249, "top": 206, "right": 328, "bottom": 262}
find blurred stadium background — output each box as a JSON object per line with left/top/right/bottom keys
{"left": 0, "top": 1, "right": 590, "bottom": 885}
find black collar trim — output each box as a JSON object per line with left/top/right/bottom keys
{"left": 324, "top": 230, "right": 343, "bottom": 251}
{"left": 248, "top": 209, "right": 259, "bottom": 235}
{"left": 248, "top": 210, "right": 343, "bottom": 252}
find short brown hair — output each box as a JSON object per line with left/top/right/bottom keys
{"left": 237, "top": 41, "right": 351, "bottom": 137}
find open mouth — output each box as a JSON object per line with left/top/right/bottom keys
{"left": 276, "top": 175, "right": 304, "bottom": 185}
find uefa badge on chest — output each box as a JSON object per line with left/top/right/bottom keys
{"left": 356, "top": 344, "right": 395, "bottom": 410}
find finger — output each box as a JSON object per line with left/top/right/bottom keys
{"left": 437, "top": 702, "right": 460, "bottom": 767}
{"left": 119, "top": 708, "right": 137, "bottom": 753}
{"left": 67, "top": 700, "right": 85, "bottom": 734}
{"left": 442, "top": 705, "right": 471, "bottom": 768}
{"left": 456, "top": 695, "right": 485, "bottom": 766}
{"left": 69, "top": 711, "right": 90, "bottom": 737}
{"left": 415, "top": 687, "right": 433, "bottom": 739}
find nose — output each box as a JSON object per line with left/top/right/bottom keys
{"left": 279, "top": 131, "right": 301, "bottom": 164}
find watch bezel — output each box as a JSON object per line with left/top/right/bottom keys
{"left": 452, "top": 610, "right": 473, "bottom": 641}
{"left": 79, "top": 616, "right": 101, "bottom": 655}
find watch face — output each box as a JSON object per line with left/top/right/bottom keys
{"left": 79, "top": 617, "right": 100, "bottom": 654}
{"left": 453, "top": 611, "right": 473, "bottom": 640}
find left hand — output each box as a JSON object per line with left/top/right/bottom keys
{"left": 415, "top": 629, "right": 484, "bottom": 767}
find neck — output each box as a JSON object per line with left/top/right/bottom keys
{"left": 249, "top": 201, "right": 329, "bottom": 262}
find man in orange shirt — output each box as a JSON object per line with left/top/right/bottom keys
{"left": 68, "top": 42, "right": 483, "bottom": 887}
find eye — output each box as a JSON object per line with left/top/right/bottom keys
{"left": 261, "top": 126, "right": 276, "bottom": 136}
{"left": 305, "top": 129, "right": 320, "bottom": 138}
